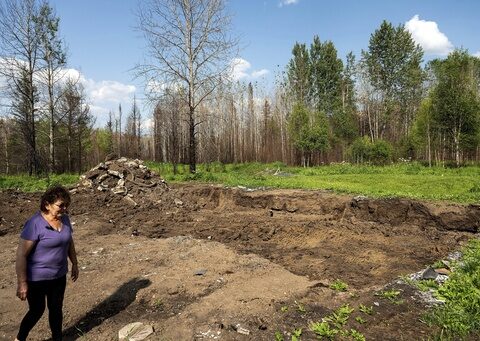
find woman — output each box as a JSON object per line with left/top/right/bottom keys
{"left": 15, "top": 185, "right": 79, "bottom": 341}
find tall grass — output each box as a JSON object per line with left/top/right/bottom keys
{"left": 146, "top": 161, "right": 480, "bottom": 204}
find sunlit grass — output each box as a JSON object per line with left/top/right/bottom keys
{"left": 1, "top": 162, "right": 479, "bottom": 203}
{"left": 146, "top": 161, "right": 480, "bottom": 204}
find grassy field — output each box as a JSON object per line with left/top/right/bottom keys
{"left": 1, "top": 162, "right": 479, "bottom": 204}
{"left": 146, "top": 161, "right": 480, "bottom": 204}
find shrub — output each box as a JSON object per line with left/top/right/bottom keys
{"left": 348, "top": 136, "right": 371, "bottom": 164}
{"left": 348, "top": 137, "right": 393, "bottom": 165}
{"left": 370, "top": 139, "right": 393, "bottom": 165}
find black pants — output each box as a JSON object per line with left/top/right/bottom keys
{"left": 17, "top": 275, "right": 66, "bottom": 341}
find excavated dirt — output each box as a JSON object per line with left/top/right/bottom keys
{"left": 0, "top": 161, "right": 479, "bottom": 340}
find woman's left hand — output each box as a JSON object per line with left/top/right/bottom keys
{"left": 71, "top": 263, "right": 79, "bottom": 282}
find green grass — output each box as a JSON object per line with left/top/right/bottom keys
{"left": 423, "top": 239, "right": 480, "bottom": 340}
{"left": 2, "top": 161, "right": 480, "bottom": 203}
{"left": 0, "top": 173, "right": 79, "bottom": 192}
{"left": 146, "top": 161, "right": 480, "bottom": 204}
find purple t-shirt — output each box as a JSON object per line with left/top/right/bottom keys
{"left": 20, "top": 211, "right": 73, "bottom": 282}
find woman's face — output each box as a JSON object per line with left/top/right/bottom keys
{"left": 46, "top": 200, "right": 68, "bottom": 218}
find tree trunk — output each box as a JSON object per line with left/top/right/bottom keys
{"left": 189, "top": 106, "right": 196, "bottom": 173}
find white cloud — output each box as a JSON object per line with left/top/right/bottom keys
{"left": 229, "top": 58, "right": 269, "bottom": 81}
{"left": 143, "top": 117, "right": 154, "bottom": 131}
{"left": 89, "top": 80, "right": 136, "bottom": 103}
{"left": 62, "top": 68, "right": 138, "bottom": 126}
{"left": 473, "top": 51, "right": 480, "bottom": 58}
{"left": 73, "top": 70, "right": 137, "bottom": 126}
{"left": 279, "top": 0, "right": 299, "bottom": 7}
{"left": 0, "top": 64, "right": 138, "bottom": 126}
{"left": 251, "top": 69, "right": 269, "bottom": 78}
{"left": 405, "top": 15, "right": 453, "bottom": 56}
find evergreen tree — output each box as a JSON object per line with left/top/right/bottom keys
{"left": 287, "top": 42, "right": 311, "bottom": 105}
{"left": 309, "top": 36, "right": 343, "bottom": 115}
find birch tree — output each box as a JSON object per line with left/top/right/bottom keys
{"left": 0, "top": 0, "right": 42, "bottom": 175}
{"left": 35, "top": 2, "right": 67, "bottom": 173}
{"left": 136, "top": 0, "right": 237, "bottom": 173}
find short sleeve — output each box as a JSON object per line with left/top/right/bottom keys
{"left": 62, "top": 215, "right": 73, "bottom": 234}
{"left": 20, "top": 216, "right": 40, "bottom": 241}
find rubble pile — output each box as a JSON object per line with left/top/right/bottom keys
{"left": 72, "top": 158, "right": 169, "bottom": 202}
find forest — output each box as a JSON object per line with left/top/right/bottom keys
{"left": 0, "top": 0, "right": 479, "bottom": 176}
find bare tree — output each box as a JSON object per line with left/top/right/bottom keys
{"left": 136, "top": 0, "right": 238, "bottom": 173}
{"left": 0, "top": 0, "right": 42, "bottom": 175}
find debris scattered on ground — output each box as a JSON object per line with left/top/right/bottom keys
{"left": 194, "top": 269, "right": 207, "bottom": 276}
{"left": 231, "top": 324, "right": 250, "bottom": 335}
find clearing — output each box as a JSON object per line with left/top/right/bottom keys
{"left": 0, "top": 159, "right": 479, "bottom": 340}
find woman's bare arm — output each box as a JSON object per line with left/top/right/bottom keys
{"left": 15, "top": 239, "right": 36, "bottom": 300}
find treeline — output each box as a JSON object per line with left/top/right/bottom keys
{"left": 0, "top": 0, "right": 93, "bottom": 175}
{"left": 1, "top": 1, "right": 480, "bottom": 175}
{"left": 149, "top": 20, "right": 480, "bottom": 168}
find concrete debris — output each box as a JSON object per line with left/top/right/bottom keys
{"left": 414, "top": 290, "right": 445, "bottom": 307}
{"left": 421, "top": 267, "right": 438, "bottom": 280}
{"left": 231, "top": 324, "right": 250, "bottom": 335}
{"left": 194, "top": 269, "right": 207, "bottom": 276}
{"left": 236, "top": 327, "right": 250, "bottom": 335}
{"left": 74, "top": 158, "right": 169, "bottom": 199}
{"left": 118, "top": 322, "right": 154, "bottom": 341}
{"left": 123, "top": 196, "right": 138, "bottom": 207}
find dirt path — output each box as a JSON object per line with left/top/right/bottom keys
{"left": 0, "top": 182, "right": 478, "bottom": 340}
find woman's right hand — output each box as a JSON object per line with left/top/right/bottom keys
{"left": 16, "top": 281, "right": 28, "bottom": 300}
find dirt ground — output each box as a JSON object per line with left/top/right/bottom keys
{"left": 1, "top": 172, "right": 479, "bottom": 340}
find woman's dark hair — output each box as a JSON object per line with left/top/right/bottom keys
{"left": 40, "top": 185, "right": 71, "bottom": 213}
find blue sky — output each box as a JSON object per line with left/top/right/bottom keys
{"left": 47, "top": 0, "right": 480, "bottom": 127}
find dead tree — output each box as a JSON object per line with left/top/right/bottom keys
{"left": 136, "top": 0, "right": 238, "bottom": 173}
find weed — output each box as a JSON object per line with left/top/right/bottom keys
{"left": 432, "top": 260, "right": 446, "bottom": 269}
{"left": 376, "top": 289, "right": 403, "bottom": 303}
{"left": 424, "top": 239, "right": 480, "bottom": 339}
{"left": 355, "top": 316, "right": 366, "bottom": 324}
{"left": 151, "top": 298, "right": 163, "bottom": 310}
{"left": 296, "top": 302, "right": 306, "bottom": 314}
{"left": 291, "top": 328, "right": 302, "bottom": 341}
{"left": 275, "top": 331, "right": 284, "bottom": 341}
{"left": 358, "top": 304, "right": 373, "bottom": 315}
{"left": 349, "top": 329, "right": 366, "bottom": 341}
{"left": 330, "top": 279, "right": 348, "bottom": 292}
{"left": 325, "top": 304, "right": 354, "bottom": 328}
{"left": 281, "top": 305, "right": 289, "bottom": 313}
{"left": 416, "top": 279, "right": 440, "bottom": 292}
{"left": 310, "top": 321, "right": 338, "bottom": 340}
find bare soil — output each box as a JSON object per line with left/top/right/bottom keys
{"left": 1, "top": 180, "right": 479, "bottom": 340}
